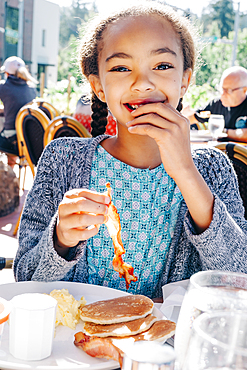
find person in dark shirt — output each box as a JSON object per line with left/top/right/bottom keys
{"left": 183, "top": 66, "right": 247, "bottom": 141}
{"left": 0, "top": 56, "right": 37, "bottom": 167}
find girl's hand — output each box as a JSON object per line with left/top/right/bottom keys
{"left": 126, "top": 102, "right": 193, "bottom": 181}
{"left": 126, "top": 102, "right": 214, "bottom": 233}
{"left": 55, "top": 189, "right": 110, "bottom": 257}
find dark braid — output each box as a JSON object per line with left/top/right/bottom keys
{"left": 91, "top": 92, "right": 108, "bottom": 137}
{"left": 176, "top": 98, "right": 183, "bottom": 112}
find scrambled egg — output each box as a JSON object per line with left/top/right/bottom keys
{"left": 49, "top": 288, "right": 86, "bottom": 330}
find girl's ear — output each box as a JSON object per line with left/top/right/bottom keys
{"left": 180, "top": 68, "right": 192, "bottom": 98}
{"left": 88, "top": 75, "right": 106, "bottom": 103}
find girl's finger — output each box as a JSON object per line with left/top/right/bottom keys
{"left": 60, "top": 224, "right": 100, "bottom": 244}
{"left": 127, "top": 109, "right": 190, "bottom": 138}
{"left": 127, "top": 113, "right": 172, "bottom": 130}
{"left": 128, "top": 123, "right": 167, "bottom": 139}
{"left": 58, "top": 213, "right": 106, "bottom": 230}
{"left": 65, "top": 188, "right": 110, "bottom": 205}
{"left": 130, "top": 101, "right": 181, "bottom": 121}
{"left": 127, "top": 113, "right": 189, "bottom": 135}
{"left": 59, "top": 197, "right": 109, "bottom": 217}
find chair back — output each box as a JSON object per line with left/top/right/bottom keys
{"left": 16, "top": 105, "right": 50, "bottom": 176}
{"left": 35, "top": 100, "right": 60, "bottom": 120}
{"left": 215, "top": 142, "right": 247, "bottom": 219}
{"left": 43, "top": 115, "right": 91, "bottom": 146}
{"left": 25, "top": 99, "right": 60, "bottom": 120}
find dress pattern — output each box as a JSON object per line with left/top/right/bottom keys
{"left": 87, "top": 145, "right": 184, "bottom": 296}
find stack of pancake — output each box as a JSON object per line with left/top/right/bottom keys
{"left": 74, "top": 295, "right": 176, "bottom": 367}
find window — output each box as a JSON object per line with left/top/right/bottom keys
{"left": 42, "top": 29, "right": 46, "bottom": 47}
{"left": 5, "top": 6, "right": 19, "bottom": 58}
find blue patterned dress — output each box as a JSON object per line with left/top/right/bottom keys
{"left": 87, "top": 145, "right": 184, "bottom": 297}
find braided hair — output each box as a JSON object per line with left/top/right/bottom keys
{"left": 79, "top": 1, "right": 198, "bottom": 136}
{"left": 176, "top": 98, "right": 183, "bottom": 112}
{"left": 91, "top": 92, "right": 108, "bottom": 137}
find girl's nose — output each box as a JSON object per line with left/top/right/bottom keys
{"left": 131, "top": 72, "right": 155, "bottom": 92}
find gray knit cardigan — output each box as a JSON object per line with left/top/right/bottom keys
{"left": 14, "top": 135, "right": 247, "bottom": 298}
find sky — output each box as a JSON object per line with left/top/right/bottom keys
{"left": 48, "top": 0, "right": 247, "bottom": 16}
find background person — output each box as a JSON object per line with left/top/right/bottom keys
{"left": 14, "top": 2, "right": 247, "bottom": 299}
{"left": 183, "top": 66, "right": 247, "bottom": 132}
{"left": 73, "top": 94, "right": 117, "bottom": 136}
{"left": 0, "top": 56, "right": 37, "bottom": 168}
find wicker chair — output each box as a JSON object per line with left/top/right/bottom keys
{"left": 13, "top": 105, "right": 50, "bottom": 235}
{"left": 16, "top": 105, "right": 50, "bottom": 177}
{"left": 215, "top": 142, "right": 247, "bottom": 219}
{"left": 43, "top": 115, "right": 91, "bottom": 146}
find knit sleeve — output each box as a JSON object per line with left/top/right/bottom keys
{"left": 184, "top": 147, "right": 247, "bottom": 272}
{"left": 14, "top": 138, "right": 89, "bottom": 282}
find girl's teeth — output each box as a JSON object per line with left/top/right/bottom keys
{"left": 131, "top": 104, "right": 142, "bottom": 109}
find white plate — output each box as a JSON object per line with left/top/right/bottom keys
{"left": 190, "top": 130, "right": 227, "bottom": 142}
{"left": 0, "top": 281, "right": 164, "bottom": 370}
{"left": 190, "top": 130, "right": 213, "bottom": 141}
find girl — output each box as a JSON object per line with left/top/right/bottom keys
{"left": 14, "top": 1, "right": 247, "bottom": 298}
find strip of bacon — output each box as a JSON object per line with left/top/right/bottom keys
{"left": 74, "top": 320, "right": 176, "bottom": 368}
{"left": 104, "top": 182, "right": 138, "bottom": 289}
{"left": 74, "top": 332, "right": 124, "bottom": 367}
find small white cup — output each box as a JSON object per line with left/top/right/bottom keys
{"left": 9, "top": 293, "right": 57, "bottom": 361}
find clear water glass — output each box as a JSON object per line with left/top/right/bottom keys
{"left": 174, "top": 271, "right": 247, "bottom": 370}
{"left": 183, "top": 311, "right": 247, "bottom": 370}
{"left": 208, "top": 114, "right": 225, "bottom": 140}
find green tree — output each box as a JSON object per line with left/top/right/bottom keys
{"left": 58, "top": 1, "right": 98, "bottom": 83}
{"left": 57, "top": 35, "right": 80, "bottom": 82}
{"left": 235, "top": 28, "right": 247, "bottom": 69}
{"left": 195, "top": 26, "right": 247, "bottom": 87}
{"left": 201, "top": 0, "right": 235, "bottom": 38}
{"left": 196, "top": 40, "right": 232, "bottom": 87}
{"left": 59, "top": 1, "right": 94, "bottom": 47}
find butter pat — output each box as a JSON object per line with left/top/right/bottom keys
{"left": 9, "top": 293, "right": 57, "bottom": 361}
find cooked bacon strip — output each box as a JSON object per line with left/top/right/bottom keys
{"left": 74, "top": 332, "right": 124, "bottom": 367}
{"left": 104, "top": 182, "right": 137, "bottom": 289}
{"left": 74, "top": 320, "right": 176, "bottom": 368}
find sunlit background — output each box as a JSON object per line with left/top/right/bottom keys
{"left": 50, "top": 0, "right": 247, "bottom": 16}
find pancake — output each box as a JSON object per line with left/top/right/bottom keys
{"left": 79, "top": 295, "right": 154, "bottom": 324}
{"left": 130, "top": 319, "right": 176, "bottom": 342}
{"left": 82, "top": 314, "right": 158, "bottom": 337}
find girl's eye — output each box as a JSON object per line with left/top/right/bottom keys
{"left": 154, "top": 63, "right": 173, "bottom": 70}
{"left": 110, "top": 66, "right": 130, "bottom": 72}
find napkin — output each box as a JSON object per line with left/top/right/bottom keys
{"left": 160, "top": 280, "right": 189, "bottom": 323}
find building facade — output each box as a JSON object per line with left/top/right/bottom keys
{"left": 0, "top": 0, "right": 59, "bottom": 86}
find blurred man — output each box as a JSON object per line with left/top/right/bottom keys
{"left": 183, "top": 66, "right": 247, "bottom": 141}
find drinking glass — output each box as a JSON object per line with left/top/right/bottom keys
{"left": 183, "top": 311, "right": 247, "bottom": 370}
{"left": 208, "top": 114, "right": 225, "bottom": 140}
{"left": 174, "top": 271, "right": 247, "bottom": 370}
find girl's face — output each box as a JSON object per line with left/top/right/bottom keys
{"left": 89, "top": 14, "right": 192, "bottom": 126}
